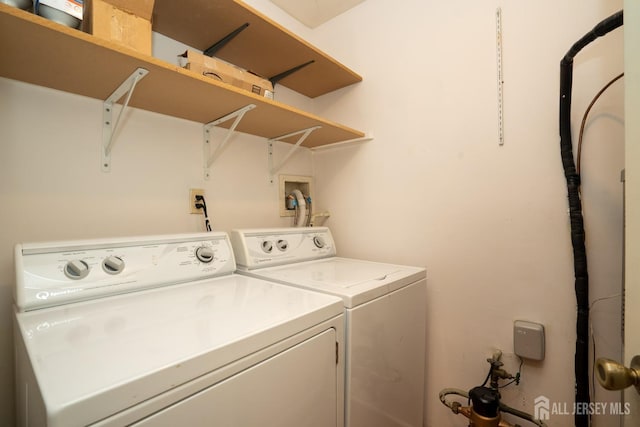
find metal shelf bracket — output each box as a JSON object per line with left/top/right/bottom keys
{"left": 310, "top": 132, "right": 374, "bottom": 151}
{"left": 102, "top": 67, "right": 149, "bottom": 172}
{"left": 203, "top": 104, "right": 256, "bottom": 179}
{"left": 268, "top": 126, "right": 321, "bottom": 183}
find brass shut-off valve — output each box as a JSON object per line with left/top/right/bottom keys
{"left": 487, "top": 351, "right": 516, "bottom": 389}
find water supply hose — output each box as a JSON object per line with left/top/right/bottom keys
{"left": 291, "top": 189, "right": 307, "bottom": 227}
{"left": 558, "top": 10, "right": 622, "bottom": 427}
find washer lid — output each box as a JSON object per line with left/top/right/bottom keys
{"left": 15, "top": 274, "right": 342, "bottom": 426}
{"left": 246, "top": 257, "right": 426, "bottom": 308}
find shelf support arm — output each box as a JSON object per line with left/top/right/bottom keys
{"left": 102, "top": 68, "right": 149, "bottom": 172}
{"left": 269, "top": 60, "right": 315, "bottom": 87}
{"left": 204, "top": 23, "right": 250, "bottom": 57}
{"left": 310, "top": 132, "right": 374, "bottom": 151}
{"left": 203, "top": 104, "right": 256, "bottom": 179}
{"left": 268, "top": 126, "right": 321, "bottom": 183}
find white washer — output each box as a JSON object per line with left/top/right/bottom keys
{"left": 231, "top": 227, "right": 427, "bottom": 427}
{"left": 14, "top": 232, "right": 345, "bottom": 427}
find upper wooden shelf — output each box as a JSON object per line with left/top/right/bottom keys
{"left": 0, "top": 4, "right": 364, "bottom": 148}
{"left": 152, "top": 0, "right": 363, "bottom": 98}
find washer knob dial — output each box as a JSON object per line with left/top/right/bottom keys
{"left": 261, "top": 240, "right": 273, "bottom": 253}
{"left": 64, "top": 260, "right": 90, "bottom": 280}
{"left": 313, "top": 236, "right": 326, "bottom": 248}
{"left": 102, "top": 256, "right": 125, "bottom": 275}
{"left": 276, "top": 239, "right": 288, "bottom": 251}
{"left": 195, "top": 246, "right": 215, "bottom": 263}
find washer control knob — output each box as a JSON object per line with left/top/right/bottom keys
{"left": 195, "top": 246, "right": 215, "bottom": 263}
{"left": 64, "top": 260, "right": 90, "bottom": 280}
{"left": 102, "top": 256, "right": 125, "bottom": 275}
{"left": 313, "top": 236, "right": 325, "bottom": 249}
{"left": 276, "top": 239, "right": 288, "bottom": 251}
{"left": 261, "top": 240, "right": 273, "bottom": 253}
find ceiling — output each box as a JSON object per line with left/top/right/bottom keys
{"left": 269, "top": 0, "right": 367, "bottom": 28}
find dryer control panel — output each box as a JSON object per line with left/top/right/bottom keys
{"left": 15, "top": 232, "right": 236, "bottom": 312}
{"left": 230, "top": 227, "right": 336, "bottom": 270}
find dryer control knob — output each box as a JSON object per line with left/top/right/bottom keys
{"left": 195, "top": 246, "right": 215, "bottom": 263}
{"left": 102, "top": 256, "right": 125, "bottom": 275}
{"left": 313, "top": 236, "right": 325, "bottom": 248}
{"left": 276, "top": 239, "right": 288, "bottom": 251}
{"left": 261, "top": 240, "right": 274, "bottom": 253}
{"left": 64, "top": 260, "right": 90, "bottom": 280}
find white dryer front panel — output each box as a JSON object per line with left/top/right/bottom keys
{"left": 346, "top": 280, "right": 426, "bottom": 427}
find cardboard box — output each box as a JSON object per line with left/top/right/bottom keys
{"left": 181, "top": 50, "right": 274, "bottom": 99}
{"left": 83, "top": 0, "right": 154, "bottom": 55}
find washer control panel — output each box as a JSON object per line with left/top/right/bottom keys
{"left": 15, "top": 232, "right": 235, "bottom": 312}
{"left": 230, "top": 227, "right": 336, "bottom": 269}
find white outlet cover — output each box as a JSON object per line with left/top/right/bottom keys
{"left": 269, "top": 0, "right": 367, "bottom": 28}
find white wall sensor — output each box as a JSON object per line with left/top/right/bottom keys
{"left": 514, "top": 320, "right": 545, "bottom": 361}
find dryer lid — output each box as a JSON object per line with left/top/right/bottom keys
{"left": 15, "top": 274, "right": 342, "bottom": 426}
{"left": 249, "top": 257, "right": 426, "bottom": 308}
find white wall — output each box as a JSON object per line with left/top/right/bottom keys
{"left": 0, "top": 1, "right": 625, "bottom": 426}
{"left": 249, "top": 0, "right": 625, "bottom": 426}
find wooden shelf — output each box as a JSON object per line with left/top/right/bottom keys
{"left": 0, "top": 4, "right": 364, "bottom": 148}
{"left": 152, "top": 0, "right": 362, "bottom": 99}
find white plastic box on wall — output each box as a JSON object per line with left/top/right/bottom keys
{"left": 514, "top": 320, "right": 545, "bottom": 361}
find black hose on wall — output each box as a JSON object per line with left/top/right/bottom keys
{"left": 558, "top": 10, "right": 622, "bottom": 427}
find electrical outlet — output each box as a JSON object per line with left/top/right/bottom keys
{"left": 189, "top": 188, "right": 205, "bottom": 214}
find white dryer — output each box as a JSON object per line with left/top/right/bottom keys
{"left": 14, "top": 232, "right": 345, "bottom": 427}
{"left": 231, "top": 227, "right": 427, "bottom": 427}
